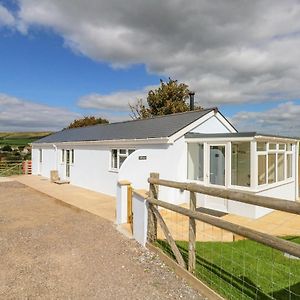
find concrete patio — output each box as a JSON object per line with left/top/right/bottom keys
{"left": 13, "top": 175, "right": 116, "bottom": 222}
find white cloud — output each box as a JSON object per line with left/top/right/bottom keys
{"left": 0, "top": 93, "right": 81, "bottom": 131}
{"left": 0, "top": 4, "right": 15, "bottom": 27}
{"left": 11, "top": 0, "right": 300, "bottom": 107}
{"left": 78, "top": 85, "right": 155, "bottom": 111}
{"left": 232, "top": 102, "right": 300, "bottom": 137}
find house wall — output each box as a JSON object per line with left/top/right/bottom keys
{"left": 118, "top": 114, "right": 232, "bottom": 204}
{"left": 31, "top": 146, "right": 56, "bottom": 177}
{"left": 67, "top": 146, "right": 118, "bottom": 196}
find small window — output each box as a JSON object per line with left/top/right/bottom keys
{"left": 71, "top": 149, "right": 74, "bottom": 164}
{"left": 258, "top": 155, "right": 267, "bottom": 185}
{"left": 287, "top": 154, "right": 292, "bottom": 178}
{"left": 39, "top": 149, "right": 43, "bottom": 163}
{"left": 287, "top": 144, "right": 293, "bottom": 151}
{"left": 111, "top": 149, "right": 118, "bottom": 169}
{"left": 62, "top": 149, "right": 65, "bottom": 162}
{"left": 269, "top": 143, "right": 277, "bottom": 150}
{"left": 119, "top": 149, "right": 126, "bottom": 155}
{"left": 268, "top": 154, "right": 276, "bottom": 184}
{"left": 279, "top": 144, "right": 285, "bottom": 150}
{"left": 257, "top": 142, "right": 266, "bottom": 151}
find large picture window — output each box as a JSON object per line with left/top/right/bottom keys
{"left": 231, "top": 142, "right": 250, "bottom": 187}
{"left": 111, "top": 149, "right": 135, "bottom": 171}
{"left": 187, "top": 143, "right": 204, "bottom": 181}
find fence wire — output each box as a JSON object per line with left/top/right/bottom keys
{"left": 155, "top": 205, "right": 300, "bottom": 300}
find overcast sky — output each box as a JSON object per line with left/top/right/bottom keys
{"left": 0, "top": 0, "right": 300, "bottom": 135}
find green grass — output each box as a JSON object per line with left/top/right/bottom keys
{"left": 156, "top": 237, "right": 300, "bottom": 300}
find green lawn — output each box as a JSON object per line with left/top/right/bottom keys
{"left": 156, "top": 236, "right": 300, "bottom": 300}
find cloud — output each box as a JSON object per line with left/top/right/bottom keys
{"left": 0, "top": 93, "right": 81, "bottom": 131}
{"left": 232, "top": 102, "right": 300, "bottom": 137}
{"left": 0, "top": 4, "right": 15, "bottom": 27}
{"left": 11, "top": 0, "right": 300, "bottom": 106}
{"left": 77, "top": 85, "right": 155, "bottom": 111}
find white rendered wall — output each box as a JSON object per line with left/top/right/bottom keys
{"left": 118, "top": 114, "right": 232, "bottom": 204}
{"left": 64, "top": 146, "right": 118, "bottom": 196}
{"left": 31, "top": 147, "right": 39, "bottom": 175}
{"left": 31, "top": 146, "right": 56, "bottom": 178}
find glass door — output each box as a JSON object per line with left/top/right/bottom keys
{"left": 209, "top": 145, "right": 226, "bottom": 186}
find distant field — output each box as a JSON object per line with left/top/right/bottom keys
{"left": 0, "top": 132, "right": 52, "bottom": 147}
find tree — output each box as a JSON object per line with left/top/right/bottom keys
{"left": 129, "top": 78, "right": 202, "bottom": 119}
{"left": 1, "top": 145, "right": 12, "bottom": 152}
{"left": 67, "top": 116, "right": 109, "bottom": 129}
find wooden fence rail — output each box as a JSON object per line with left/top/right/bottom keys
{"left": 148, "top": 177, "right": 300, "bottom": 215}
{"left": 147, "top": 173, "right": 300, "bottom": 278}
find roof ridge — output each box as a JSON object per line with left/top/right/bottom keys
{"left": 63, "top": 107, "right": 217, "bottom": 132}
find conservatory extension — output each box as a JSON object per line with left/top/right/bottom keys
{"left": 186, "top": 132, "right": 299, "bottom": 218}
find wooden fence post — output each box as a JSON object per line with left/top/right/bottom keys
{"left": 188, "top": 191, "right": 196, "bottom": 273}
{"left": 147, "top": 172, "right": 159, "bottom": 243}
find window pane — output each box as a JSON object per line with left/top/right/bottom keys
{"left": 277, "top": 153, "right": 284, "bottom": 181}
{"left": 287, "top": 144, "right": 293, "bottom": 151}
{"left": 39, "top": 149, "right": 42, "bottom": 163}
{"left": 119, "top": 156, "right": 126, "bottom": 168}
{"left": 269, "top": 143, "right": 276, "bottom": 150}
{"left": 119, "top": 149, "right": 126, "bottom": 154}
{"left": 187, "top": 143, "right": 204, "bottom": 181}
{"left": 258, "top": 155, "right": 266, "bottom": 185}
{"left": 279, "top": 144, "right": 285, "bottom": 150}
{"left": 257, "top": 142, "right": 266, "bottom": 151}
{"left": 111, "top": 149, "right": 118, "bottom": 169}
{"left": 268, "top": 154, "right": 276, "bottom": 184}
{"left": 71, "top": 149, "right": 74, "bottom": 164}
{"left": 62, "top": 149, "right": 65, "bottom": 162}
{"left": 128, "top": 149, "right": 135, "bottom": 155}
{"left": 287, "top": 154, "right": 292, "bottom": 178}
{"left": 231, "top": 142, "right": 250, "bottom": 187}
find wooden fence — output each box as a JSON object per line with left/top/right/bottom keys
{"left": 147, "top": 173, "right": 300, "bottom": 274}
{"left": 0, "top": 160, "right": 31, "bottom": 176}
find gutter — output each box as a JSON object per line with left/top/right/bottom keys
{"left": 31, "top": 137, "right": 171, "bottom": 147}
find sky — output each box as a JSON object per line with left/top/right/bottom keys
{"left": 0, "top": 0, "right": 300, "bottom": 135}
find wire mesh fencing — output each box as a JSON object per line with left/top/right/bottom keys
{"left": 155, "top": 206, "right": 300, "bottom": 299}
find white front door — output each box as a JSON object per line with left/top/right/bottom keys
{"left": 204, "top": 144, "right": 228, "bottom": 212}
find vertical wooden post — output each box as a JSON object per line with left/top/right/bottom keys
{"left": 127, "top": 185, "right": 133, "bottom": 225}
{"left": 147, "top": 172, "right": 159, "bottom": 243}
{"left": 188, "top": 191, "right": 196, "bottom": 273}
{"left": 24, "top": 160, "right": 28, "bottom": 175}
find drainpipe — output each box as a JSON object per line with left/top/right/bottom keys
{"left": 53, "top": 144, "right": 58, "bottom": 170}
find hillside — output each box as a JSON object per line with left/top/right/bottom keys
{"left": 0, "top": 132, "right": 52, "bottom": 147}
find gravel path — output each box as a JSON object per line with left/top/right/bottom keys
{"left": 0, "top": 181, "right": 204, "bottom": 300}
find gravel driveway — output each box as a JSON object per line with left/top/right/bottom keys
{"left": 0, "top": 181, "right": 203, "bottom": 300}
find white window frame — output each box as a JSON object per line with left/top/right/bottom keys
{"left": 110, "top": 148, "right": 135, "bottom": 172}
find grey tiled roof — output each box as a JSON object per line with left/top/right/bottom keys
{"left": 34, "top": 109, "right": 215, "bottom": 144}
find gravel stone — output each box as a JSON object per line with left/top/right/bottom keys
{"left": 0, "top": 181, "right": 204, "bottom": 299}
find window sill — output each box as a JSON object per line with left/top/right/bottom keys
{"left": 109, "top": 169, "right": 119, "bottom": 173}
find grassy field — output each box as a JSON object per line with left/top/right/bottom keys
{"left": 0, "top": 132, "right": 52, "bottom": 147}
{"left": 157, "top": 236, "right": 300, "bottom": 300}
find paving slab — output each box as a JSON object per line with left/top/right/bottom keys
{"left": 13, "top": 175, "right": 116, "bottom": 222}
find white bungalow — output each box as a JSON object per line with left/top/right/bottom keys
{"left": 31, "top": 108, "right": 299, "bottom": 219}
